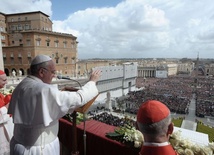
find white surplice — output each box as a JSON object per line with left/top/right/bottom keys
{"left": 8, "top": 75, "right": 98, "bottom": 155}
{"left": 0, "top": 106, "right": 14, "bottom": 155}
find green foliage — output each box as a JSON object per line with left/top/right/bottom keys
{"left": 76, "top": 113, "right": 84, "bottom": 124}
{"left": 197, "top": 123, "right": 214, "bottom": 142}
{"left": 172, "top": 117, "right": 183, "bottom": 127}
{"left": 106, "top": 124, "right": 143, "bottom": 148}
{"left": 63, "top": 112, "right": 85, "bottom": 124}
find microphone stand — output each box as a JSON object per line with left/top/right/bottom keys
{"left": 71, "top": 111, "right": 79, "bottom": 155}
{"left": 75, "top": 94, "right": 99, "bottom": 155}
{"left": 58, "top": 76, "right": 98, "bottom": 155}
{"left": 58, "top": 76, "right": 82, "bottom": 155}
{"left": 83, "top": 113, "right": 86, "bottom": 155}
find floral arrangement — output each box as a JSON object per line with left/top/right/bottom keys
{"left": 169, "top": 130, "right": 214, "bottom": 155}
{"left": 0, "top": 86, "right": 15, "bottom": 95}
{"left": 106, "top": 124, "right": 144, "bottom": 148}
{"left": 0, "top": 86, "right": 14, "bottom": 107}
{"left": 106, "top": 124, "right": 214, "bottom": 153}
{"left": 64, "top": 112, "right": 85, "bottom": 124}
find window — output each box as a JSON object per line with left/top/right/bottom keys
{"left": 11, "top": 25, "right": 15, "bottom": 30}
{"left": 64, "top": 42, "right": 67, "bottom": 48}
{"left": 27, "top": 52, "right": 31, "bottom": 57}
{"left": 11, "top": 18, "right": 14, "bottom": 22}
{"left": 64, "top": 57, "right": 68, "bottom": 64}
{"left": 11, "top": 59, "right": 14, "bottom": 64}
{"left": 10, "top": 53, "right": 14, "bottom": 57}
{"left": 26, "top": 40, "right": 31, "bottom": 46}
{"left": 3, "top": 57, "right": 6, "bottom": 63}
{"left": 36, "top": 40, "right": 40, "bottom": 46}
{"left": 18, "top": 58, "right": 22, "bottom": 64}
{"left": 55, "top": 38, "right": 59, "bottom": 47}
{"left": 28, "top": 58, "right": 31, "bottom": 64}
{"left": 55, "top": 42, "right": 58, "bottom": 47}
{"left": 25, "top": 17, "right": 28, "bottom": 20}
{"left": 1, "top": 35, "right": 5, "bottom": 40}
{"left": 25, "top": 24, "right": 30, "bottom": 30}
{"left": 71, "top": 58, "right": 75, "bottom": 64}
{"left": 46, "top": 37, "right": 50, "bottom": 46}
{"left": 18, "top": 24, "right": 22, "bottom": 30}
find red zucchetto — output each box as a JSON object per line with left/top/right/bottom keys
{"left": 137, "top": 100, "right": 170, "bottom": 124}
{"left": 0, "top": 70, "right": 5, "bottom": 75}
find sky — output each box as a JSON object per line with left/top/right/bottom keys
{"left": 1, "top": 0, "right": 214, "bottom": 59}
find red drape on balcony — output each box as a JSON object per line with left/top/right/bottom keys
{"left": 58, "top": 118, "right": 139, "bottom": 155}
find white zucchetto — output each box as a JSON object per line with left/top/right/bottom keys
{"left": 31, "top": 55, "right": 52, "bottom": 65}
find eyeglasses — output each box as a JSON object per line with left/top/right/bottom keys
{"left": 42, "top": 67, "right": 56, "bottom": 75}
{"left": 0, "top": 77, "right": 7, "bottom": 82}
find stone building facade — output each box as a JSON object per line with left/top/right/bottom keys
{"left": 205, "top": 63, "right": 214, "bottom": 76}
{"left": 0, "top": 11, "right": 78, "bottom": 76}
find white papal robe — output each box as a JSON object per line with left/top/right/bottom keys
{"left": 8, "top": 75, "right": 98, "bottom": 155}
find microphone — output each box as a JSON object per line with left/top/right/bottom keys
{"left": 57, "top": 75, "right": 71, "bottom": 80}
{"left": 57, "top": 75, "right": 82, "bottom": 89}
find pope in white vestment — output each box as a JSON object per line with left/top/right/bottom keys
{"left": 8, "top": 54, "right": 100, "bottom": 155}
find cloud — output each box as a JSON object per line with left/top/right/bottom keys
{"left": 53, "top": 0, "right": 172, "bottom": 59}
{"left": 0, "top": 0, "right": 52, "bottom": 16}
{"left": 1, "top": 0, "right": 214, "bottom": 59}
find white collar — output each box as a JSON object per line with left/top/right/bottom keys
{"left": 143, "top": 142, "right": 169, "bottom": 146}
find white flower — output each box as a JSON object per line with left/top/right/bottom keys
{"left": 115, "top": 125, "right": 144, "bottom": 148}
{"left": 191, "top": 144, "right": 202, "bottom": 155}
{"left": 134, "top": 141, "right": 141, "bottom": 148}
{"left": 0, "top": 86, "right": 15, "bottom": 95}
{"left": 171, "top": 130, "right": 182, "bottom": 139}
{"left": 201, "top": 146, "right": 213, "bottom": 155}
{"left": 184, "top": 148, "right": 194, "bottom": 155}
{"left": 208, "top": 142, "right": 214, "bottom": 151}
{"left": 136, "top": 130, "right": 144, "bottom": 141}
{"left": 176, "top": 147, "right": 185, "bottom": 155}
{"left": 170, "top": 130, "right": 214, "bottom": 155}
